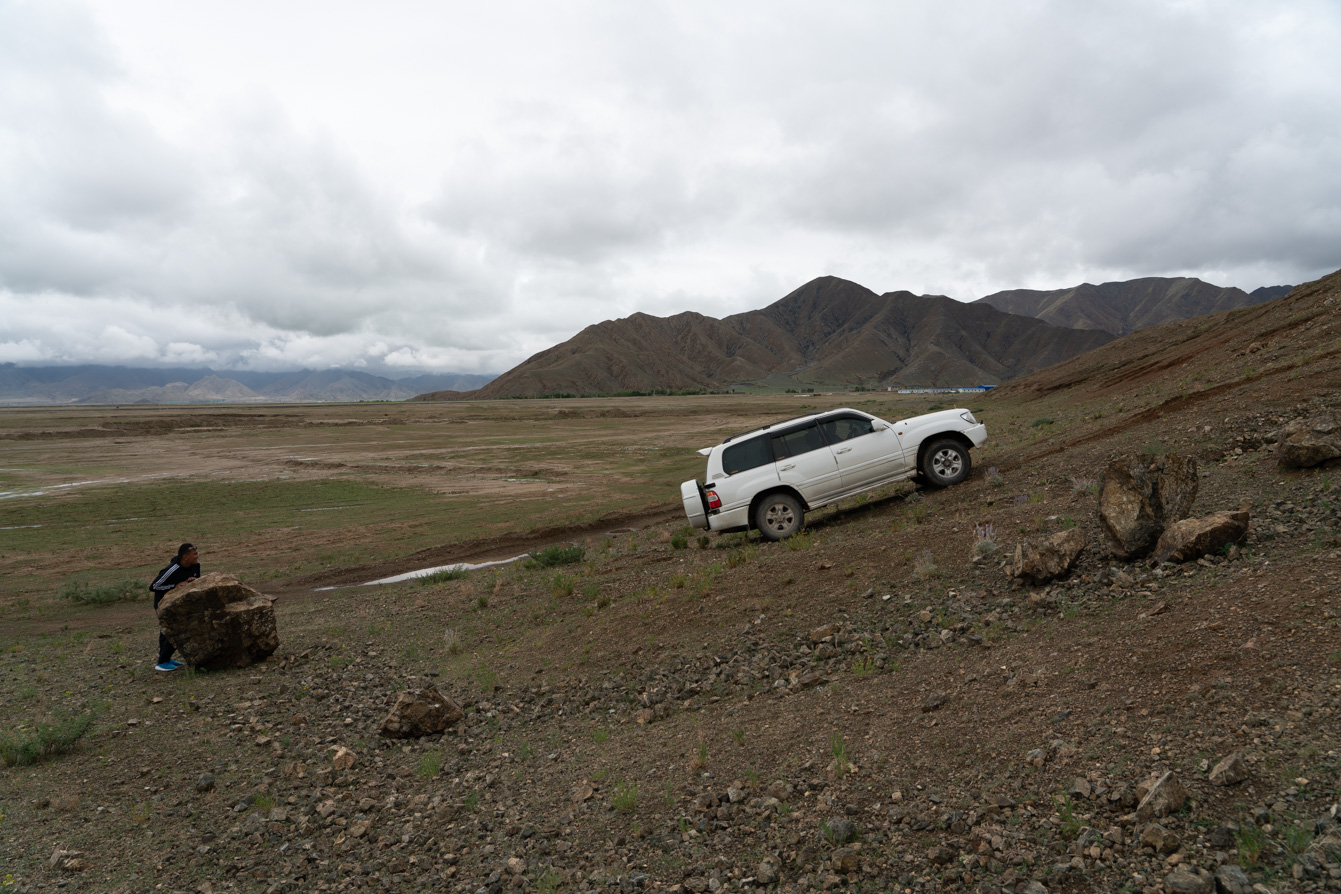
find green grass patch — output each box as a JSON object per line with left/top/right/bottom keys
{"left": 59, "top": 580, "right": 146, "bottom": 605}
{"left": 526, "top": 545, "right": 586, "bottom": 567}
{"left": 1, "top": 712, "right": 97, "bottom": 766}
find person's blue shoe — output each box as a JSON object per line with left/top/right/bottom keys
{"left": 167, "top": 659, "right": 184, "bottom": 669}
{"left": 155, "top": 661, "right": 181, "bottom": 672}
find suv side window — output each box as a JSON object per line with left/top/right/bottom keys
{"left": 819, "top": 414, "right": 876, "bottom": 444}
{"left": 771, "top": 423, "right": 826, "bottom": 460}
{"left": 722, "top": 436, "right": 773, "bottom": 475}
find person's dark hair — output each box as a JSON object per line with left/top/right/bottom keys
{"left": 177, "top": 542, "right": 196, "bottom": 559}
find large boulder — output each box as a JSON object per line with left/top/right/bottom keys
{"left": 1152, "top": 510, "right": 1250, "bottom": 563}
{"left": 157, "top": 573, "right": 279, "bottom": 670}
{"left": 1098, "top": 453, "right": 1198, "bottom": 558}
{"left": 1006, "top": 528, "right": 1086, "bottom": 585}
{"left": 380, "top": 687, "right": 465, "bottom": 738}
{"left": 1277, "top": 410, "right": 1341, "bottom": 469}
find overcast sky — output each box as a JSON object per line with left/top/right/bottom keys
{"left": 2, "top": 0, "right": 1339, "bottom": 376}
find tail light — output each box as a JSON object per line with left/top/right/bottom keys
{"left": 706, "top": 488, "right": 722, "bottom": 511}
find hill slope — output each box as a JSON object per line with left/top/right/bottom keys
{"left": 975, "top": 276, "right": 1292, "bottom": 336}
{"left": 420, "top": 277, "right": 1114, "bottom": 399}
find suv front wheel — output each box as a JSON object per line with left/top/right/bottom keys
{"left": 754, "top": 492, "right": 804, "bottom": 541}
{"left": 920, "top": 438, "right": 971, "bottom": 487}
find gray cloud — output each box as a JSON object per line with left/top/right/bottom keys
{"left": 1, "top": 0, "right": 1338, "bottom": 375}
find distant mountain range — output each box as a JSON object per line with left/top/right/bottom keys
{"left": 417, "top": 277, "right": 1117, "bottom": 399}
{"left": 417, "top": 274, "right": 1291, "bottom": 400}
{"left": 0, "top": 365, "right": 495, "bottom": 406}
{"left": 974, "top": 278, "right": 1291, "bottom": 336}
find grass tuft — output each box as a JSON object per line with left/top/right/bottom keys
{"left": 526, "top": 545, "right": 586, "bottom": 568}
{"left": 1, "top": 712, "right": 97, "bottom": 766}
{"left": 59, "top": 580, "right": 145, "bottom": 605}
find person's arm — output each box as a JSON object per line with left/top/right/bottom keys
{"left": 150, "top": 563, "right": 181, "bottom": 593}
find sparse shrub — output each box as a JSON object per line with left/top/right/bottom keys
{"left": 417, "top": 751, "right": 442, "bottom": 779}
{"left": 1, "top": 712, "right": 97, "bottom": 766}
{"left": 1140, "top": 439, "right": 1165, "bottom": 461}
{"left": 1236, "top": 822, "right": 1265, "bottom": 866}
{"left": 475, "top": 594, "right": 489, "bottom": 610}
{"left": 913, "top": 549, "right": 939, "bottom": 580}
{"left": 420, "top": 567, "right": 468, "bottom": 585}
{"left": 59, "top": 580, "right": 144, "bottom": 605}
{"left": 612, "top": 781, "right": 638, "bottom": 812}
{"left": 526, "top": 545, "right": 586, "bottom": 568}
{"left": 671, "top": 527, "right": 692, "bottom": 550}
{"left": 1030, "top": 417, "right": 1054, "bottom": 428}
{"left": 1069, "top": 475, "right": 1099, "bottom": 495}
{"left": 784, "top": 530, "right": 814, "bottom": 551}
{"left": 851, "top": 655, "right": 876, "bottom": 676}
{"left": 830, "top": 732, "right": 850, "bottom": 774}
{"left": 697, "top": 534, "right": 711, "bottom": 548}
{"left": 550, "top": 574, "right": 576, "bottom": 598}
{"left": 986, "top": 467, "right": 1004, "bottom": 487}
{"left": 443, "top": 628, "right": 461, "bottom": 655}
{"left": 1056, "top": 794, "right": 1082, "bottom": 839}
{"left": 973, "top": 522, "right": 999, "bottom": 559}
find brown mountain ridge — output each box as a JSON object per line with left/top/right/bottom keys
{"left": 420, "top": 277, "right": 1115, "bottom": 399}
{"left": 975, "top": 276, "right": 1292, "bottom": 336}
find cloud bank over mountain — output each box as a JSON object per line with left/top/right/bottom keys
{"left": 1, "top": 0, "right": 1338, "bottom": 374}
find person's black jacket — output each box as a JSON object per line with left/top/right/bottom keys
{"left": 150, "top": 556, "right": 201, "bottom": 606}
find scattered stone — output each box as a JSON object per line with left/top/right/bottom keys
{"left": 1098, "top": 453, "right": 1198, "bottom": 558}
{"left": 49, "top": 846, "right": 85, "bottom": 872}
{"left": 1163, "top": 866, "right": 1213, "bottom": 894}
{"left": 920, "top": 691, "right": 948, "bottom": 713}
{"left": 194, "top": 772, "right": 216, "bottom": 793}
{"left": 1153, "top": 510, "right": 1250, "bottom": 563}
{"left": 1006, "top": 528, "right": 1086, "bottom": 585}
{"left": 332, "top": 745, "right": 357, "bottom": 770}
{"left": 1214, "top": 864, "right": 1254, "bottom": 894}
{"left": 1277, "top": 409, "right": 1341, "bottom": 468}
{"left": 1140, "top": 823, "right": 1181, "bottom": 854}
{"left": 379, "top": 686, "right": 465, "bottom": 738}
{"left": 1209, "top": 751, "right": 1251, "bottom": 786}
{"left": 1135, "top": 771, "right": 1187, "bottom": 822}
{"left": 756, "top": 860, "right": 779, "bottom": 885}
{"left": 156, "top": 573, "right": 279, "bottom": 670}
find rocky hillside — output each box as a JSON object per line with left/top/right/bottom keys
{"left": 419, "top": 277, "right": 1113, "bottom": 399}
{"left": 2, "top": 269, "right": 1339, "bottom": 894}
{"left": 976, "top": 277, "right": 1292, "bottom": 337}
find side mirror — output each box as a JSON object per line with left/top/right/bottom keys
{"left": 872, "top": 420, "right": 888, "bottom": 431}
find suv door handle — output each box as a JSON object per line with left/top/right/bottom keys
{"left": 779, "top": 464, "right": 795, "bottom": 471}
{"left": 835, "top": 447, "right": 851, "bottom": 454}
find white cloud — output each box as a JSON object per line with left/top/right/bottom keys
{"left": 0, "top": 0, "right": 1337, "bottom": 375}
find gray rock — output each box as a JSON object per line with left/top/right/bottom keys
{"left": 1140, "top": 823, "right": 1181, "bottom": 854}
{"left": 1277, "top": 410, "right": 1341, "bottom": 469}
{"left": 1214, "top": 864, "right": 1253, "bottom": 894}
{"left": 1006, "top": 529, "right": 1087, "bottom": 585}
{"left": 157, "top": 573, "right": 279, "bottom": 670}
{"left": 1153, "top": 511, "right": 1250, "bottom": 563}
{"left": 1098, "top": 453, "right": 1198, "bottom": 558}
{"left": 1209, "top": 751, "right": 1251, "bottom": 786}
{"left": 1164, "top": 867, "right": 1213, "bottom": 894}
{"left": 920, "top": 691, "right": 949, "bottom": 713}
{"left": 194, "top": 773, "right": 216, "bottom": 793}
{"left": 755, "top": 861, "right": 779, "bottom": 884}
{"left": 379, "top": 686, "right": 465, "bottom": 738}
{"left": 1135, "top": 771, "right": 1187, "bottom": 822}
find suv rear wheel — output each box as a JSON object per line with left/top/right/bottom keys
{"left": 754, "top": 492, "right": 804, "bottom": 541}
{"left": 920, "top": 438, "right": 970, "bottom": 487}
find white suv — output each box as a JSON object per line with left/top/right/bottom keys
{"left": 680, "top": 407, "right": 987, "bottom": 540}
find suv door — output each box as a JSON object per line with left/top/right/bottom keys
{"left": 770, "top": 422, "right": 841, "bottom": 503}
{"left": 818, "top": 412, "right": 907, "bottom": 490}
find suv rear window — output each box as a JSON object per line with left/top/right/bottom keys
{"left": 722, "top": 436, "right": 773, "bottom": 475}
{"left": 771, "top": 423, "right": 826, "bottom": 460}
